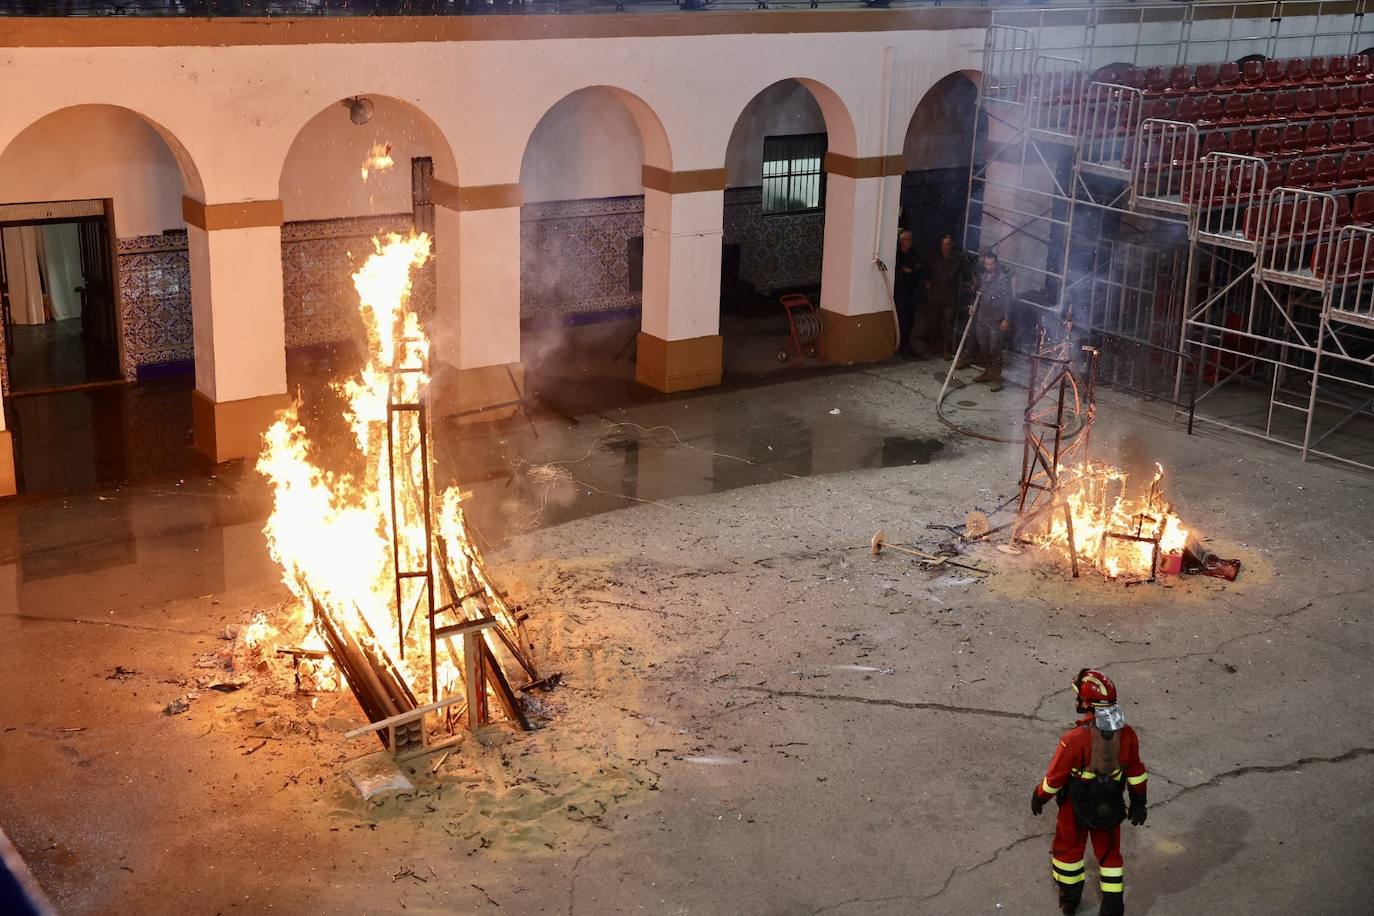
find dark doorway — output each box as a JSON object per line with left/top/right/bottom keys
{"left": 1, "top": 203, "right": 122, "bottom": 394}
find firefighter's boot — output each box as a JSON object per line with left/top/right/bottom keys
{"left": 1100, "top": 890, "right": 1124, "bottom": 916}
{"left": 1057, "top": 882, "right": 1083, "bottom": 915}
{"left": 973, "top": 368, "right": 996, "bottom": 384}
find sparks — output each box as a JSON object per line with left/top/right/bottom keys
{"left": 360, "top": 142, "right": 394, "bottom": 181}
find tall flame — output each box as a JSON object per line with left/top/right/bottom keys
{"left": 256, "top": 233, "right": 442, "bottom": 692}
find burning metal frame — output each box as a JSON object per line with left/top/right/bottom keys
{"left": 1009, "top": 327, "right": 1188, "bottom": 583}
{"left": 1011, "top": 328, "right": 1098, "bottom": 577}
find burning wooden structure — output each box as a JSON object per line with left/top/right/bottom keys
{"left": 1013, "top": 328, "right": 1190, "bottom": 582}
{"left": 257, "top": 234, "right": 549, "bottom": 760}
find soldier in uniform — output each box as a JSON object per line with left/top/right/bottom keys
{"left": 924, "top": 233, "right": 967, "bottom": 359}
{"left": 958, "top": 249, "right": 1014, "bottom": 391}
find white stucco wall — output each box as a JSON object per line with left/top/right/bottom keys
{"left": 0, "top": 28, "right": 989, "bottom": 205}
{"left": 520, "top": 89, "right": 645, "bottom": 203}
{"left": 0, "top": 105, "right": 185, "bottom": 238}
{"left": 279, "top": 96, "right": 454, "bottom": 222}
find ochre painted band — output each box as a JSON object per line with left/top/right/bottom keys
{"left": 2, "top": 10, "right": 991, "bottom": 49}
{"left": 181, "top": 196, "right": 284, "bottom": 231}
{"left": 641, "top": 166, "right": 728, "bottom": 195}
{"left": 824, "top": 153, "right": 907, "bottom": 180}
{"left": 430, "top": 179, "right": 523, "bottom": 213}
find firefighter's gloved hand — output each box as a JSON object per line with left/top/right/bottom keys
{"left": 1031, "top": 790, "right": 1047, "bottom": 816}
{"left": 1128, "top": 794, "right": 1148, "bottom": 826}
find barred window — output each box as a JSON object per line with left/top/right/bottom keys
{"left": 761, "top": 134, "right": 827, "bottom": 215}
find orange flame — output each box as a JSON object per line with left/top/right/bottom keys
{"left": 361, "top": 143, "right": 395, "bottom": 181}
{"left": 256, "top": 233, "right": 443, "bottom": 693}
{"left": 1038, "top": 461, "right": 1189, "bottom": 579}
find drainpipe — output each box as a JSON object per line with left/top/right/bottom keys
{"left": 872, "top": 46, "right": 900, "bottom": 351}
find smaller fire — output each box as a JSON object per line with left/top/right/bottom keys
{"left": 361, "top": 142, "right": 394, "bottom": 181}
{"left": 1038, "top": 462, "right": 1189, "bottom": 580}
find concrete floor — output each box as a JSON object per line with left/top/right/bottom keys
{"left": 1, "top": 355, "right": 1372, "bottom": 915}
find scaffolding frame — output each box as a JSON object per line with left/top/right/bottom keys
{"left": 966, "top": 2, "right": 1374, "bottom": 472}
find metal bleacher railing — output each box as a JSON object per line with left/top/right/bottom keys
{"left": 967, "top": 2, "right": 1374, "bottom": 471}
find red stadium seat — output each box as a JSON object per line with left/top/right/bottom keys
{"left": 1102, "top": 66, "right": 1144, "bottom": 91}
{"left": 1336, "top": 194, "right": 1352, "bottom": 224}
{"left": 1229, "top": 129, "right": 1255, "bottom": 156}
{"left": 1306, "top": 122, "right": 1331, "bottom": 149}
{"left": 1192, "top": 64, "right": 1219, "bottom": 95}
{"left": 1281, "top": 124, "right": 1308, "bottom": 151}
{"left": 1352, "top": 55, "right": 1371, "bottom": 81}
{"left": 1338, "top": 86, "right": 1361, "bottom": 114}
{"left": 1143, "top": 98, "right": 1176, "bottom": 121}
{"left": 1312, "top": 156, "right": 1341, "bottom": 189}
{"left": 1309, "top": 57, "right": 1331, "bottom": 83}
{"left": 1338, "top": 153, "right": 1368, "bottom": 189}
{"left": 1354, "top": 190, "right": 1374, "bottom": 223}
{"left": 1313, "top": 234, "right": 1370, "bottom": 281}
{"left": 1331, "top": 119, "right": 1355, "bottom": 150}
{"left": 1219, "top": 62, "right": 1242, "bottom": 90}
{"left": 1264, "top": 58, "right": 1286, "bottom": 84}
{"left": 1243, "top": 59, "right": 1266, "bottom": 86}
{"left": 1360, "top": 84, "right": 1374, "bottom": 112}
{"left": 1330, "top": 56, "right": 1351, "bottom": 82}
{"left": 1145, "top": 66, "right": 1168, "bottom": 95}
{"left": 1296, "top": 88, "right": 1319, "bottom": 116}
{"left": 1317, "top": 87, "right": 1341, "bottom": 115}
{"left": 1264, "top": 161, "right": 1285, "bottom": 191}
{"left": 1286, "top": 58, "right": 1311, "bottom": 84}
{"left": 1221, "top": 93, "right": 1250, "bottom": 125}
{"left": 1256, "top": 126, "right": 1281, "bottom": 157}
{"left": 1248, "top": 92, "right": 1273, "bottom": 123}
{"left": 1286, "top": 159, "right": 1314, "bottom": 187}
{"left": 1273, "top": 90, "right": 1298, "bottom": 120}
{"left": 1166, "top": 65, "right": 1192, "bottom": 96}
{"left": 1201, "top": 131, "right": 1229, "bottom": 158}
{"left": 1354, "top": 118, "right": 1374, "bottom": 147}
{"left": 1199, "top": 95, "right": 1226, "bottom": 124}
{"left": 1177, "top": 96, "right": 1202, "bottom": 122}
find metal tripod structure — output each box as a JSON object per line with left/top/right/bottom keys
{"left": 1011, "top": 327, "right": 1099, "bottom": 577}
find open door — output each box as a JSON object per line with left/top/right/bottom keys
{"left": 77, "top": 216, "right": 119, "bottom": 380}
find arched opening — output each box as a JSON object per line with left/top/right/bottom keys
{"left": 719, "top": 79, "right": 839, "bottom": 374}
{"left": 0, "top": 103, "right": 203, "bottom": 491}
{"left": 518, "top": 86, "right": 670, "bottom": 407}
{"left": 898, "top": 72, "right": 985, "bottom": 358}
{"left": 277, "top": 95, "right": 457, "bottom": 380}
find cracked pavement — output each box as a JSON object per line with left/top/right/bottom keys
{"left": 2, "top": 357, "right": 1372, "bottom": 914}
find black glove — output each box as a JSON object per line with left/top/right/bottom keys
{"left": 1031, "top": 789, "right": 1047, "bottom": 816}
{"left": 1128, "top": 793, "right": 1147, "bottom": 826}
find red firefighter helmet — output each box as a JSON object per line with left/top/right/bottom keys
{"left": 1072, "top": 669, "right": 1118, "bottom": 712}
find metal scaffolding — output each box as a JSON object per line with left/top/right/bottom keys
{"left": 965, "top": 1, "right": 1374, "bottom": 470}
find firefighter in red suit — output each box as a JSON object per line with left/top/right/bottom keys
{"left": 1030, "top": 669, "right": 1148, "bottom": 916}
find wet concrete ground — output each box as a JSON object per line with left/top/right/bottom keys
{"left": 1, "top": 355, "right": 1372, "bottom": 915}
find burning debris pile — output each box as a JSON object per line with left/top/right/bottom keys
{"left": 254, "top": 233, "right": 550, "bottom": 760}
{"left": 1006, "top": 330, "right": 1240, "bottom": 583}
{"left": 1040, "top": 461, "right": 1189, "bottom": 581}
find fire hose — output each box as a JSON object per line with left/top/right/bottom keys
{"left": 935, "top": 292, "right": 1088, "bottom": 445}
{"left": 791, "top": 309, "right": 823, "bottom": 346}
